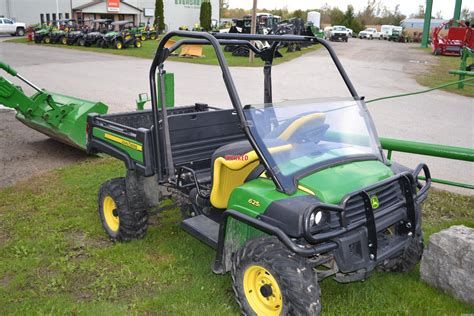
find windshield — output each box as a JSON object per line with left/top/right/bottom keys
{"left": 333, "top": 26, "right": 345, "bottom": 31}
{"left": 243, "top": 98, "right": 383, "bottom": 193}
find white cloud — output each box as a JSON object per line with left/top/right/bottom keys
{"left": 227, "top": 0, "right": 472, "bottom": 19}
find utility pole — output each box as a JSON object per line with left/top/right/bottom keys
{"left": 420, "top": 0, "right": 433, "bottom": 48}
{"left": 249, "top": 0, "right": 257, "bottom": 63}
{"left": 453, "top": 0, "right": 462, "bottom": 21}
{"left": 56, "top": 0, "right": 60, "bottom": 26}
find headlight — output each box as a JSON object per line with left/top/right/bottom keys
{"left": 310, "top": 210, "right": 324, "bottom": 226}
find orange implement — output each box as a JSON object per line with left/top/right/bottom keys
{"left": 179, "top": 44, "right": 203, "bottom": 58}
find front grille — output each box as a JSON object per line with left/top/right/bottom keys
{"left": 344, "top": 181, "right": 404, "bottom": 224}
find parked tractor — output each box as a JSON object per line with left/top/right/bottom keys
{"left": 86, "top": 32, "right": 431, "bottom": 315}
{"left": 99, "top": 21, "right": 142, "bottom": 49}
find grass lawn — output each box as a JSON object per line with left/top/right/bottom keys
{"left": 0, "top": 158, "right": 473, "bottom": 314}
{"left": 6, "top": 37, "right": 321, "bottom": 67}
{"left": 416, "top": 48, "right": 474, "bottom": 97}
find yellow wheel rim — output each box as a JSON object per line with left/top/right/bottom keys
{"left": 116, "top": 42, "right": 122, "bottom": 49}
{"left": 103, "top": 196, "right": 119, "bottom": 232}
{"left": 243, "top": 265, "right": 283, "bottom": 315}
{"left": 62, "top": 38, "right": 67, "bottom": 44}
{"left": 45, "top": 37, "right": 50, "bottom": 43}
{"left": 141, "top": 35, "right": 146, "bottom": 41}
{"left": 136, "top": 42, "right": 141, "bottom": 48}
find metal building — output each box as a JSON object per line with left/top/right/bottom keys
{"left": 0, "top": 0, "right": 219, "bottom": 30}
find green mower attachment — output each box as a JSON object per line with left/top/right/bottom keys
{"left": 0, "top": 60, "right": 108, "bottom": 150}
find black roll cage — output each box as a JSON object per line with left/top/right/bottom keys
{"left": 149, "top": 31, "right": 359, "bottom": 193}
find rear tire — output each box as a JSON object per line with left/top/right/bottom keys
{"left": 44, "top": 36, "right": 51, "bottom": 44}
{"left": 378, "top": 234, "right": 424, "bottom": 273}
{"left": 98, "top": 178, "right": 148, "bottom": 242}
{"left": 232, "top": 236, "right": 321, "bottom": 315}
{"left": 134, "top": 40, "right": 142, "bottom": 48}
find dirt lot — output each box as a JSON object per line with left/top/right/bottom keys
{"left": 0, "top": 109, "right": 89, "bottom": 187}
{"left": 0, "top": 38, "right": 472, "bottom": 191}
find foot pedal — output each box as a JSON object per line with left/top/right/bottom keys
{"left": 181, "top": 215, "right": 219, "bottom": 249}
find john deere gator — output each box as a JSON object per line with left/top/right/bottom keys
{"left": 86, "top": 32, "right": 432, "bottom": 315}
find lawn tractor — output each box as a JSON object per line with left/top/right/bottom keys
{"left": 99, "top": 21, "right": 142, "bottom": 49}
{"left": 87, "top": 32, "right": 431, "bottom": 315}
{"left": 82, "top": 19, "right": 113, "bottom": 47}
{"left": 135, "top": 19, "right": 160, "bottom": 41}
{"left": 432, "top": 20, "right": 473, "bottom": 56}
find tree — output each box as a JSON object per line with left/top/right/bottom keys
{"left": 329, "top": 7, "right": 344, "bottom": 25}
{"left": 200, "top": 0, "right": 212, "bottom": 31}
{"left": 292, "top": 9, "right": 305, "bottom": 20}
{"left": 461, "top": 7, "right": 470, "bottom": 21}
{"left": 154, "top": 0, "right": 164, "bottom": 31}
{"left": 411, "top": 5, "right": 425, "bottom": 18}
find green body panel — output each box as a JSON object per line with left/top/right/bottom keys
{"left": 298, "top": 160, "right": 394, "bottom": 204}
{"left": 227, "top": 178, "right": 307, "bottom": 218}
{"left": 92, "top": 128, "right": 144, "bottom": 163}
{"left": 0, "top": 74, "right": 108, "bottom": 150}
{"left": 226, "top": 160, "right": 393, "bottom": 246}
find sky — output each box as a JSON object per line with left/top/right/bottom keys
{"left": 228, "top": 0, "right": 473, "bottom": 19}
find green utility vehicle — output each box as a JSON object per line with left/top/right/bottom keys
{"left": 100, "top": 20, "right": 142, "bottom": 49}
{"left": 81, "top": 19, "right": 112, "bottom": 47}
{"left": 87, "top": 32, "right": 431, "bottom": 315}
{"left": 34, "top": 19, "right": 76, "bottom": 44}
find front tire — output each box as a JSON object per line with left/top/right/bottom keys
{"left": 98, "top": 178, "right": 148, "bottom": 242}
{"left": 114, "top": 40, "right": 123, "bottom": 50}
{"left": 379, "top": 234, "right": 424, "bottom": 273}
{"left": 232, "top": 236, "right": 321, "bottom": 316}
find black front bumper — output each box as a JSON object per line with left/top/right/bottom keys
{"left": 213, "top": 165, "right": 431, "bottom": 274}
{"left": 301, "top": 165, "right": 431, "bottom": 272}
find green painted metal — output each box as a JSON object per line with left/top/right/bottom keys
{"left": 0, "top": 61, "right": 108, "bottom": 150}
{"left": 380, "top": 137, "right": 474, "bottom": 162}
{"left": 380, "top": 137, "right": 473, "bottom": 189}
{"left": 418, "top": 176, "right": 474, "bottom": 189}
{"left": 159, "top": 73, "right": 175, "bottom": 108}
{"left": 135, "top": 73, "right": 174, "bottom": 110}
{"left": 298, "top": 161, "right": 394, "bottom": 204}
{"left": 449, "top": 47, "right": 474, "bottom": 89}
{"left": 453, "top": 0, "right": 462, "bottom": 21}
{"left": 92, "top": 128, "right": 144, "bottom": 162}
{"left": 228, "top": 178, "right": 307, "bottom": 218}
{"left": 421, "top": 0, "right": 433, "bottom": 48}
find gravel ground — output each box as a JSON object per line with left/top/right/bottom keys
{"left": 0, "top": 37, "right": 472, "bottom": 193}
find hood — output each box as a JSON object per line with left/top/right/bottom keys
{"left": 298, "top": 160, "right": 393, "bottom": 204}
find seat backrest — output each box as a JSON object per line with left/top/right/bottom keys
{"left": 210, "top": 150, "right": 260, "bottom": 209}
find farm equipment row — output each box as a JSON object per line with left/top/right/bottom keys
{"left": 32, "top": 19, "right": 160, "bottom": 49}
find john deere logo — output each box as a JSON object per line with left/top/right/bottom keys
{"left": 371, "top": 195, "right": 380, "bottom": 209}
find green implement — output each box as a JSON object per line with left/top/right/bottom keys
{"left": 0, "top": 60, "right": 108, "bottom": 150}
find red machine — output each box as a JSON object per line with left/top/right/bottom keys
{"left": 432, "top": 20, "right": 473, "bottom": 56}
